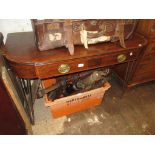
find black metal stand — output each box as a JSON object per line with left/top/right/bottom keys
{"left": 17, "top": 78, "right": 41, "bottom": 124}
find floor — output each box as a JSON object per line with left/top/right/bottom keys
{"left": 32, "top": 77, "right": 155, "bottom": 135}
{"left": 32, "top": 98, "right": 67, "bottom": 135}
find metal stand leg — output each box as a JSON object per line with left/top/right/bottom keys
{"left": 3, "top": 56, "right": 41, "bottom": 125}
{"left": 18, "top": 78, "right": 41, "bottom": 125}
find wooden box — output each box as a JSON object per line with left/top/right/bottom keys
{"left": 42, "top": 79, "right": 111, "bottom": 118}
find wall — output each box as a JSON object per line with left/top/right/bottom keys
{"left": 0, "top": 19, "right": 32, "bottom": 43}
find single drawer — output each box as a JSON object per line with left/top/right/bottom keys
{"left": 35, "top": 49, "right": 140, "bottom": 79}
{"left": 135, "top": 53, "right": 155, "bottom": 74}
{"left": 149, "top": 22, "right": 155, "bottom": 37}
{"left": 131, "top": 71, "right": 155, "bottom": 84}
{"left": 144, "top": 41, "right": 155, "bottom": 55}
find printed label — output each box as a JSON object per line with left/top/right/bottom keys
{"left": 66, "top": 94, "right": 92, "bottom": 104}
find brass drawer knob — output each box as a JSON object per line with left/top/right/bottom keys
{"left": 58, "top": 64, "right": 70, "bottom": 74}
{"left": 117, "top": 54, "right": 127, "bottom": 63}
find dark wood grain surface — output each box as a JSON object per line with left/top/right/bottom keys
{"left": 4, "top": 32, "right": 147, "bottom": 64}
{"left": 2, "top": 32, "right": 147, "bottom": 79}
{"left": 129, "top": 19, "right": 155, "bottom": 86}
